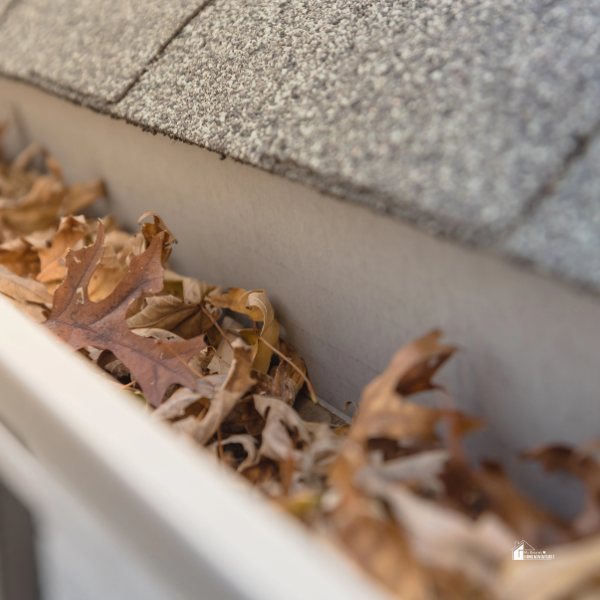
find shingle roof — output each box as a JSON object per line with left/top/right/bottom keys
{"left": 0, "top": 0, "right": 209, "bottom": 102}
{"left": 1, "top": 0, "right": 600, "bottom": 293}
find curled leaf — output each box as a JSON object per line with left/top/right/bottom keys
{"left": 210, "top": 434, "right": 259, "bottom": 472}
{"left": 254, "top": 395, "right": 310, "bottom": 462}
{"left": 185, "top": 340, "right": 256, "bottom": 445}
{"left": 208, "top": 287, "right": 280, "bottom": 373}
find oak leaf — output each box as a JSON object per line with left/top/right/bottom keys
{"left": 44, "top": 221, "right": 207, "bottom": 407}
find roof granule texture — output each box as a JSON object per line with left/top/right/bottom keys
{"left": 115, "top": 0, "right": 600, "bottom": 245}
{"left": 0, "top": 0, "right": 210, "bottom": 102}
{"left": 2, "top": 0, "right": 600, "bottom": 293}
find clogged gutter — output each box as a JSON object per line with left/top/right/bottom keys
{"left": 1, "top": 129, "right": 600, "bottom": 600}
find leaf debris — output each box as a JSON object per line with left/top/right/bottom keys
{"left": 3, "top": 128, "right": 600, "bottom": 600}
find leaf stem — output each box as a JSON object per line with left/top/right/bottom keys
{"left": 258, "top": 335, "right": 318, "bottom": 404}
{"left": 201, "top": 305, "right": 234, "bottom": 349}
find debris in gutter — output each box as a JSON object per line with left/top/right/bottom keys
{"left": 2, "top": 130, "right": 600, "bottom": 600}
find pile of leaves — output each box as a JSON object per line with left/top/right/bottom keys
{"left": 2, "top": 130, "right": 600, "bottom": 600}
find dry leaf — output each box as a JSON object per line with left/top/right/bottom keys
{"left": 153, "top": 374, "right": 227, "bottom": 421}
{"left": 185, "top": 340, "right": 256, "bottom": 445}
{"left": 208, "top": 287, "right": 280, "bottom": 373}
{"left": 210, "top": 434, "right": 259, "bottom": 471}
{"left": 164, "top": 269, "right": 216, "bottom": 304}
{"left": 127, "top": 294, "right": 198, "bottom": 331}
{"left": 138, "top": 211, "right": 176, "bottom": 265}
{"left": 498, "top": 533, "right": 600, "bottom": 600}
{"left": 37, "top": 215, "right": 87, "bottom": 284}
{"left": 523, "top": 444, "right": 600, "bottom": 537}
{"left": 271, "top": 339, "right": 307, "bottom": 403}
{"left": 475, "top": 461, "right": 572, "bottom": 548}
{"left": 0, "top": 236, "right": 41, "bottom": 277}
{"left": 44, "top": 222, "right": 207, "bottom": 406}
{"left": 357, "top": 466, "right": 514, "bottom": 591}
{"left": 1, "top": 174, "right": 65, "bottom": 234}
{"left": 254, "top": 395, "right": 310, "bottom": 462}
{"left": 324, "top": 483, "right": 431, "bottom": 600}
{"left": 345, "top": 331, "right": 455, "bottom": 455}
{"left": 60, "top": 180, "right": 105, "bottom": 216}
{"left": 0, "top": 264, "right": 53, "bottom": 307}
{"left": 2, "top": 293, "right": 48, "bottom": 322}
{"left": 10, "top": 128, "right": 600, "bottom": 600}
{"left": 376, "top": 449, "right": 450, "bottom": 495}
{"left": 87, "top": 230, "right": 146, "bottom": 302}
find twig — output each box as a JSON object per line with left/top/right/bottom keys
{"left": 119, "top": 380, "right": 137, "bottom": 390}
{"left": 217, "top": 427, "right": 225, "bottom": 461}
{"left": 258, "top": 335, "right": 318, "bottom": 404}
{"left": 156, "top": 339, "right": 216, "bottom": 387}
{"left": 201, "top": 305, "right": 233, "bottom": 349}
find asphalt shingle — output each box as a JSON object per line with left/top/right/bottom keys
{"left": 501, "top": 135, "right": 600, "bottom": 292}
{"left": 2, "top": 0, "right": 600, "bottom": 293}
{"left": 115, "top": 0, "right": 600, "bottom": 244}
{"left": 0, "top": 0, "right": 209, "bottom": 103}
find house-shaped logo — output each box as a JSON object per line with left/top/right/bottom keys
{"left": 512, "top": 540, "right": 555, "bottom": 561}
{"left": 512, "top": 540, "right": 534, "bottom": 560}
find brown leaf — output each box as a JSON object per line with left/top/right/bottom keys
{"left": 152, "top": 374, "right": 227, "bottom": 422}
{"left": 0, "top": 237, "right": 40, "bottom": 277}
{"left": 0, "top": 264, "right": 53, "bottom": 307}
{"left": 164, "top": 269, "right": 217, "bottom": 304}
{"left": 138, "top": 211, "right": 177, "bottom": 265}
{"left": 376, "top": 449, "right": 450, "bottom": 494}
{"left": 2, "top": 293, "right": 49, "bottom": 323}
{"left": 210, "top": 434, "right": 259, "bottom": 472}
{"left": 1, "top": 174, "right": 65, "bottom": 234}
{"left": 60, "top": 180, "right": 105, "bottom": 216}
{"left": 356, "top": 466, "right": 514, "bottom": 591}
{"left": 324, "top": 482, "right": 430, "bottom": 600}
{"left": 254, "top": 395, "right": 310, "bottom": 462}
{"left": 523, "top": 444, "right": 600, "bottom": 537}
{"left": 395, "top": 330, "right": 456, "bottom": 396}
{"left": 37, "top": 215, "right": 87, "bottom": 284}
{"left": 498, "top": 532, "right": 600, "bottom": 600}
{"left": 184, "top": 340, "right": 256, "bottom": 445}
{"left": 323, "top": 332, "right": 471, "bottom": 599}
{"left": 475, "top": 461, "right": 572, "bottom": 548}
{"left": 271, "top": 339, "right": 307, "bottom": 403}
{"left": 44, "top": 221, "right": 206, "bottom": 407}
{"left": 208, "top": 287, "right": 280, "bottom": 373}
{"left": 126, "top": 294, "right": 198, "bottom": 331}
{"left": 346, "top": 331, "right": 456, "bottom": 453}
{"left": 87, "top": 230, "right": 145, "bottom": 302}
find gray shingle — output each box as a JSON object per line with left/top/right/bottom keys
{"left": 2, "top": 0, "right": 600, "bottom": 293}
{"left": 115, "top": 0, "right": 600, "bottom": 242}
{"left": 0, "top": 0, "right": 209, "bottom": 103}
{"left": 501, "top": 136, "right": 600, "bottom": 293}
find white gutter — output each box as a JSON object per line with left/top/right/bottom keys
{"left": 1, "top": 77, "right": 599, "bottom": 515}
